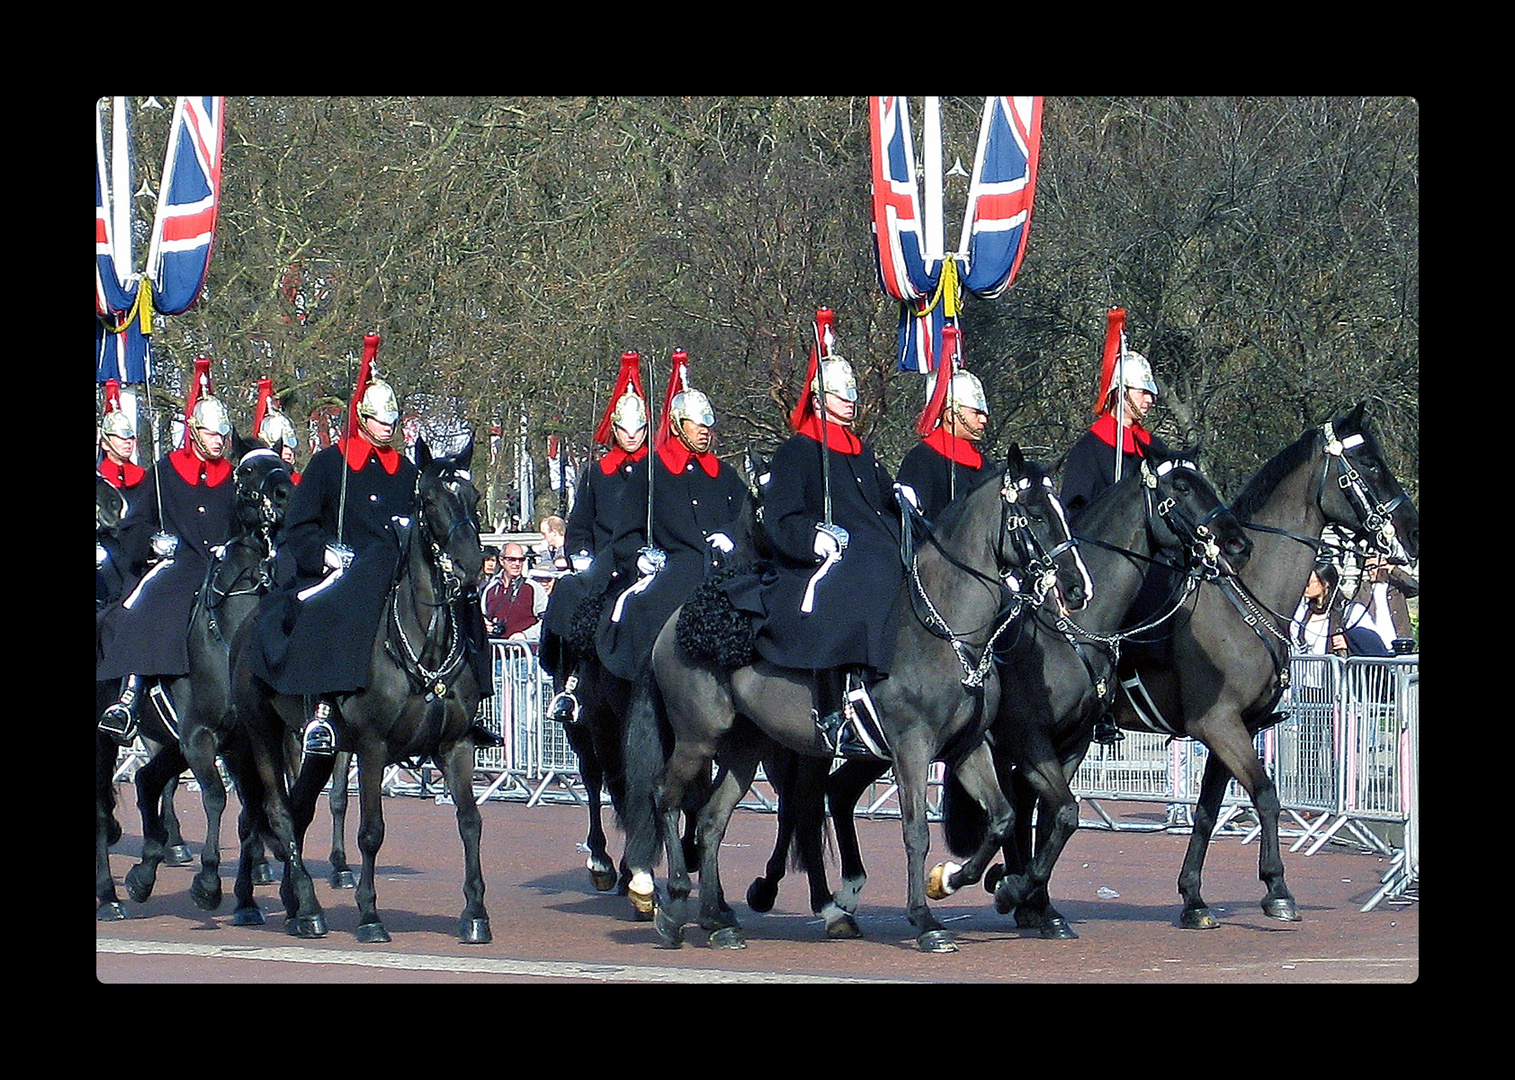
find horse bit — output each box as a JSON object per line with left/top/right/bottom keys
{"left": 391, "top": 469, "right": 474, "bottom": 702}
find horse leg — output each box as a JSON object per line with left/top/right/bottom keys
{"left": 159, "top": 771, "right": 194, "bottom": 866}
{"left": 989, "top": 734, "right": 1083, "bottom": 940}
{"left": 649, "top": 737, "right": 711, "bottom": 947}
{"left": 822, "top": 758, "right": 889, "bottom": 938}
{"left": 746, "top": 748, "right": 799, "bottom": 913}
{"left": 1180, "top": 727, "right": 1298, "bottom": 928}
{"left": 327, "top": 750, "right": 356, "bottom": 889}
{"left": 894, "top": 745, "right": 956, "bottom": 952}
{"left": 97, "top": 733, "right": 127, "bottom": 921}
{"left": 927, "top": 741, "right": 1016, "bottom": 900}
{"left": 125, "top": 744, "right": 187, "bottom": 904}
{"left": 692, "top": 746, "right": 761, "bottom": 949}
{"left": 565, "top": 723, "right": 617, "bottom": 892}
{"left": 351, "top": 747, "right": 392, "bottom": 943}
{"left": 179, "top": 726, "right": 227, "bottom": 912}
{"left": 243, "top": 702, "right": 325, "bottom": 936}
{"left": 437, "top": 737, "right": 492, "bottom": 943}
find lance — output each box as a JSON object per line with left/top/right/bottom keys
{"left": 338, "top": 332, "right": 381, "bottom": 549}
{"left": 814, "top": 308, "right": 836, "bottom": 527}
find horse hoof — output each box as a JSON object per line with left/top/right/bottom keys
{"left": 652, "top": 901, "right": 684, "bottom": 948}
{"left": 330, "top": 870, "right": 357, "bottom": 890}
{"left": 709, "top": 926, "right": 746, "bottom": 950}
{"left": 825, "top": 913, "right": 863, "bottom": 940}
{"left": 164, "top": 844, "right": 194, "bottom": 867}
{"left": 927, "top": 861, "right": 962, "bottom": 901}
{"left": 252, "top": 863, "right": 277, "bottom": 886}
{"left": 589, "top": 868, "right": 618, "bottom": 893}
{"left": 233, "top": 905, "right": 266, "bottom": 926}
{"left": 628, "top": 879, "right": 655, "bottom": 917}
{"left": 458, "top": 917, "right": 492, "bottom": 944}
{"left": 1180, "top": 907, "right": 1219, "bottom": 930}
{"left": 190, "top": 877, "right": 223, "bottom": 912}
{"left": 1039, "top": 917, "right": 1078, "bottom": 941}
{"left": 124, "top": 866, "right": 155, "bottom": 904}
{"left": 285, "top": 914, "right": 328, "bottom": 938}
{"left": 746, "top": 878, "right": 778, "bottom": 913}
{"left": 97, "top": 901, "right": 128, "bottom": 922}
{"left": 1262, "top": 897, "right": 1301, "bottom": 922}
{"left": 356, "top": 921, "right": 391, "bottom": 944}
{"left": 917, "top": 929, "right": 958, "bottom": 953}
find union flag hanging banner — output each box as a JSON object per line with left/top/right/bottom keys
{"left": 96, "top": 96, "right": 225, "bottom": 385}
{"left": 869, "top": 96, "right": 1042, "bottom": 373}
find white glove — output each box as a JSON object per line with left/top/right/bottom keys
{"left": 895, "top": 482, "right": 919, "bottom": 511}
{"left": 636, "top": 546, "right": 667, "bottom": 577}
{"left": 570, "top": 551, "right": 593, "bottom": 572}
{"left": 96, "top": 541, "right": 109, "bottom": 569}
{"left": 813, "top": 522, "right": 849, "bottom": 560}
{"left": 324, "top": 543, "right": 355, "bottom": 571}
{"left": 706, "top": 532, "right": 735, "bottom": 554}
{"left": 150, "top": 531, "right": 180, "bottom": 560}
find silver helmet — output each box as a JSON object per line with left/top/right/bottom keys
{"left": 611, "top": 389, "right": 648, "bottom": 436}
{"left": 258, "top": 407, "right": 299, "bottom": 451}
{"left": 101, "top": 408, "right": 136, "bottom": 441}
{"left": 670, "top": 388, "right": 716, "bottom": 429}
{"left": 810, "top": 356, "right": 858, "bottom": 402}
{"left": 928, "top": 369, "right": 988, "bottom": 417}
{"left": 1113, "top": 350, "right": 1158, "bottom": 397}
{"left": 357, "top": 376, "right": 401, "bottom": 426}
{"left": 189, "top": 392, "right": 232, "bottom": 437}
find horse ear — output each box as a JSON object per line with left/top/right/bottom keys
{"left": 1146, "top": 441, "right": 1172, "bottom": 467}
{"left": 414, "top": 437, "right": 433, "bottom": 468}
{"left": 1343, "top": 400, "right": 1367, "bottom": 432}
{"left": 1004, "top": 442, "right": 1026, "bottom": 473}
{"left": 454, "top": 434, "right": 475, "bottom": 472}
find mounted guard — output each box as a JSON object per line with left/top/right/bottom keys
{"left": 252, "top": 376, "right": 302, "bottom": 482}
{"left": 98, "top": 357, "right": 238, "bottom": 744}
{"left": 896, "top": 325, "right": 992, "bottom": 521}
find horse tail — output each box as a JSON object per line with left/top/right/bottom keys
{"left": 940, "top": 764, "right": 989, "bottom": 858}
{"left": 620, "top": 670, "right": 669, "bottom": 872}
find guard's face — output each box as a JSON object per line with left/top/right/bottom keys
{"left": 614, "top": 424, "right": 647, "bottom": 453}
{"left": 1121, "top": 387, "right": 1154, "bottom": 423}
{"left": 190, "top": 424, "right": 227, "bottom": 461}
{"left": 360, "top": 414, "right": 395, "bottom": 445}
{"left": 103, "top": 432, "right": 136, "bottom": 463}
{"left": 677, "top": 418, "right": 713, "bottom": 454}
{"left": 949, "top": 405, "right": 988, "bottom": 442}
{"left": 822, "top": 391, "right": 856, "bottom": 427}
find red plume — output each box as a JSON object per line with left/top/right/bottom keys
{"left": 916, "top": 324, "right": 963, "bottom": 436}
{"left": 788, "top": 308, "right": 836, "bottom": 432}
{"left": 655, "top": 348, "right": 690, "bottom": 450}
{"left": 1092, "top": 307, "right": 1126, "bottom": 416}
{"left": 346, "top": 332, "right": 382, "bottom": 444}
{"left": 104, "top": 379, "right": 123, "bottom": 417}
{"left": 253, "top": 376, "right": 274, "bottom": 438}
{"left": 592, "top": 351, "right": 646, "bottom": 446}
{"left": 181, "top": 357, "right": 214, "bottom": 447}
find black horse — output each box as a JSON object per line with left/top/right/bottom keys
{"left": 936, "top": 449, "right": 1252, "bottom": 938}
{"left": 114, "top": 449, "right": 295, "bottom": 911}
{"left": 1089, "top": 404, "right": 1417, "bottom": 929}
{"left": 629, "top": 446, "right": 1091, "bottom": 952}
{"left": 228, "top": 439, "right": 493, "bottom": 943}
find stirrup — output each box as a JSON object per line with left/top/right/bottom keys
{"left": 546, "top": 690, "right": 580, "bottom": 724}
{"left": 98, "top": 677, "right": 141, "bottom": 746}
{"left": 303, "top": 701, "right": 336, "bottom": 756}
{"left": 1092, "top": 718, "right": 1125, "bottom": 746}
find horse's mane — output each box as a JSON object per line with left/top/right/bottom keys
{"left": 1232, "top": 427, "right": 1319, "bottom": 522}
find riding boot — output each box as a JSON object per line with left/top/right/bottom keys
{"left": 546, "top": 672, "right": 581, "bottom": 724}
{"left": 1092, "top": 713, "right": 1125, "bottom": 746}
{"left": 303, "top": 698, "right": 337, "bottom": 756}
{"left": 814, "top": 669, "right": 889, "bottom": 760}
{"left": 99, "top": 674, "right": 142, "bottom": 746}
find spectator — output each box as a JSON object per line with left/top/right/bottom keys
{"left": 1346, "top": 555, "right": 1419, "bottom": 654}
{"left": 537, "top": 514, "right": 568, "bottom": 571}
{"left": 1291, "top": 562, "right": 1348, "bottom": 657}
{"left": 484, "top": 542, "right": 548, "bottom": 641}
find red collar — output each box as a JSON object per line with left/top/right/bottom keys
{"left": 657, "top": 438, "right": 721, "bottom": 478}
{"left": 921, "top": 425, "right": 984, "bottom": 469}
{"left": 793, "top": 413, "right": 862, "bottom": 455}
{"left": 167, "top": 445, "right": 233, "bottom": 487}
{"left": 98, "top": 457, "right": 145, "bottom": 489}
{"left": 598, "top": 443, "right": 649, "bottom": 476}
{"left": 1089, "top": 412, "right": 1153, "bottom": 455}
{"left": 344, "top": 435, "right": 402, "bottom": 475}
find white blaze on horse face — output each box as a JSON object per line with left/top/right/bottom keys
{"left": 1046, "top": 486, "right": 1094, "bottom": 608}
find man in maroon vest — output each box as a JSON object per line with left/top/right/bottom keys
{"left": 485, "top": 542, "right": 547, "bottom": 641}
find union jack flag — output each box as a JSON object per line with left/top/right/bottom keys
{"left": 869, "top": 96, "right": 934, "bottom": 303}
{"left": 96, "top": 98, "right": 147, "bottom": 383}
{"left": 958, "top": 96, "right": 1042, "bottom": 298}
{"left": 147, "top": 96, "right": 224, "bottom": 314}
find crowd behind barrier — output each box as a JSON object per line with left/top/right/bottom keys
{"left": 112, "top": 642, "right": 1420, "bottom": 911}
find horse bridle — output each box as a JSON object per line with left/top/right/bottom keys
{"left": 202, "top": 463, "right": 291, "bottom": 642}
{"left": 1320, "top": 422, "right": 1408, "bottom": 558}
{"left": 389, "top": 466, "right": 478, "bottom": 701}
{"left": 904, "top": 468, "right": 1078, "bottom": 687}
{"left": 1141, "top": 458, "right": 1232, "bottom": 580}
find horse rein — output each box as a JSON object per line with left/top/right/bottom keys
{"left": 389, "top": 466, "right": 478, "bottom": 701}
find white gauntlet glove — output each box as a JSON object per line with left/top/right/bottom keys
{"left": 813, "top": 522, "right": 849, "bottom": 560}
{"left": 324, "top": 543, "right": 355, "bottom": 571}
{"left": 636, "top": 546, "right": 667, "bottom": 577}
{"left": 96, "top": 541, "right": 109, "bottom": 569}
{"left": 570, "top": 550, "right": 593, "bottom": 572}
{"left": 706, "top": 532, "right": 735, "bottom": 555}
